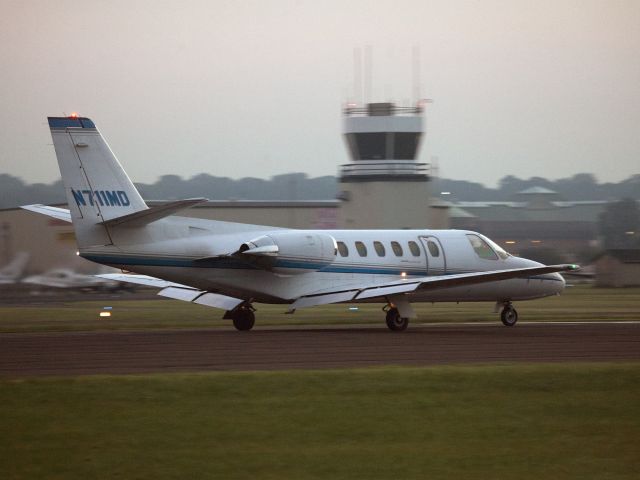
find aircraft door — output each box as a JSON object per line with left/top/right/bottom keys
{"left": 420, "top": 236, "right": 446, "bottom": 276}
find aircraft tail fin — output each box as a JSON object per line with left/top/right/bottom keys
{"left": 48, "top": 116, "right": 149, "bottom": 247}
{"left": 0, "top": 252, "right": 30, "bottom": 280}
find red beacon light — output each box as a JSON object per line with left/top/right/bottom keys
{"left": 69, "top": 112, "right": 79, "bottom": 119}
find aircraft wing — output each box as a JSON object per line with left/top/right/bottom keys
{"left": 289, "top": 264, "right": 579, "bottom": 311}
{"left": 21, "top": 204, "right": 72, "bottom": 223}
{"left": 96, "top": 273, "right": 244, "bottom": 311}
{"left": 96, "top": 273, "right": 187, "bottom": 288}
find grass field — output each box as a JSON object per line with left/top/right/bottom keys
{"left": 1, "top": 363, "right": 639, "bottom": 479}
{"left": 1, "top": 285, "right": 639, "bottom": 333}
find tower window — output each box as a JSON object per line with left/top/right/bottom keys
{"left": 393, "top": 132, "right": 421, "bottom": 159}
{"left": 349, "top": 133, "right": 386, "bottom": 160}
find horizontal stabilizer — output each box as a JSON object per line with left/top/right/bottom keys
{"left": 21, "top": 204, "right": 72, "bottom": 223}
{"left": 99, "top": 198, "right": 208, "bottom": 228}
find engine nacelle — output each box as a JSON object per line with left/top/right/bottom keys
{"left": 239, "top": 232, "right": 337, "bottom": 275}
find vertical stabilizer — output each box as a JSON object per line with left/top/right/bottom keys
{"left": 0, "top": 252, "right": 30, "bottom": 282}
{"left": 48, "top": 116, "right": 148, "bottom": 248}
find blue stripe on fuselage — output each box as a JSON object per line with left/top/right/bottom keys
{"left": 80, "top": 254, "right": 428, "bottom": 276}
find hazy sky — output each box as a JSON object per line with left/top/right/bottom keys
{"left": 1, "top": 0, "right": 638, "bottom": 186}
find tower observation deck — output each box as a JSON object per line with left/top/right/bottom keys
{"left": 337, "top": 101, "right": 447, "bottom": 229}
{"left": 340, "top": 102, "right": 428, "bottom": 181}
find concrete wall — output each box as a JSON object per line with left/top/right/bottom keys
{"left": 337, "top": 180, "right": 448, "bottom": 229}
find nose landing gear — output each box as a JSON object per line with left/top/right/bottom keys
{"left": 500, "top": 302, "right": 518, "bottom": 327}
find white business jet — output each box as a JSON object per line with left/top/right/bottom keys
{"left": 23, "top": 116, "right": 578, "bottom": 331}
{"left": 0, "top": 252, "right": 30, "bottom": 284}
{"left": 22, "top": 268, "right": 119, "bottom": 291}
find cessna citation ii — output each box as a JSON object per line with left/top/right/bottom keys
{"left": 23, "top": 116, "right": 579, "bottom": 331}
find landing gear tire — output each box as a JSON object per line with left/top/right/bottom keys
{"left": 500, "top": 305, "right": 518, "bottom": 327}
{"left": 385, "top": 308, "right": 409, "bottom": 332}
{"left": 232, "top": 307, "right": 255, "bottom": 331}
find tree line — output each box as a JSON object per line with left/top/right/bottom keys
{"left": 1, "top": 172, "right": 639, "bottom": 209}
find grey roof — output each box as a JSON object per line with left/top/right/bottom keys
{"left": 518, "top": 186, "right": 558, "bottom": 195}
{"left": 453, "top": 201, "right": 608, "bottom": 223}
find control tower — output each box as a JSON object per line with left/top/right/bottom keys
{"left": 337, "top": 102, "right": 447, "bottom": 229}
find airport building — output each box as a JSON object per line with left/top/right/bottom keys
{"left": 449, "top": 186, "right": 609, "bottom": 260}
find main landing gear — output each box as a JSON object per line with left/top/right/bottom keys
{"left": 224, "top": 304, "right": 256, "bottom": 331}
{"left": 384, "top": 305, "right": 409, "bottom": 332}
{"left": 500, "top": 302, "right": 518, "bottom": 327}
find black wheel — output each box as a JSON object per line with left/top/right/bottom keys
{"left": 500, "top": 306, "right": 518, "bottom": 327}
{"left": 232, "top": 308, "right": 255, "bottom": 331}
{"left": 385, "top": 308, "right": 409, "bottom": 332}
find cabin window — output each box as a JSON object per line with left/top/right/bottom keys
{"left": 408, "top": 241, "right": 421, "bottom": 257}
{"left": 391, "top": 241, "right": 403, "bottom": 256}
{"left": 355, "top": 241, "right": 368, "bottom": 257}
{"left": 466, "top": 234, "right": 498, "bottom": 260}
{"left": 337, "top": 241, "right": 349, "bottom": 257}
{"left": 373, "top": 241, "right": 386, "bottom": 257}
{"left": 427, "top": 240, "right": 440, "bottom": 257}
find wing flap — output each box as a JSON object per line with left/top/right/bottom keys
{"left": 158, "top": 287, "right": 244, "bottom": 310}
{"left": 354, "top": 282, "right": 421, "bottom": 300}
{"left": 194, "top": 292, "right": 245, "bottom": 311}
{"left": 158, "top": 286, "right": 203, "bottom": 302}
{"left": 288, "top": 290, "right": 359, "bottom": 311}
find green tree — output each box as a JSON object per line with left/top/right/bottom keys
{"left": 598, "top": 198, "right": 640, "bottom": 249}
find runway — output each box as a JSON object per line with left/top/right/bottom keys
{"left": 1, "top": 322, "right": 639, "bottom": 376}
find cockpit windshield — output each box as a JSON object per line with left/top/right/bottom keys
{"left": 466, "top": 234, "right": 511, "bottom": 260}
{"left": 481, "top": 234, "right": 511, "bottom": 260}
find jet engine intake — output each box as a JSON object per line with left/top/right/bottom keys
{"left": 239, "top": 232, "right": 337, "bottom": 275}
